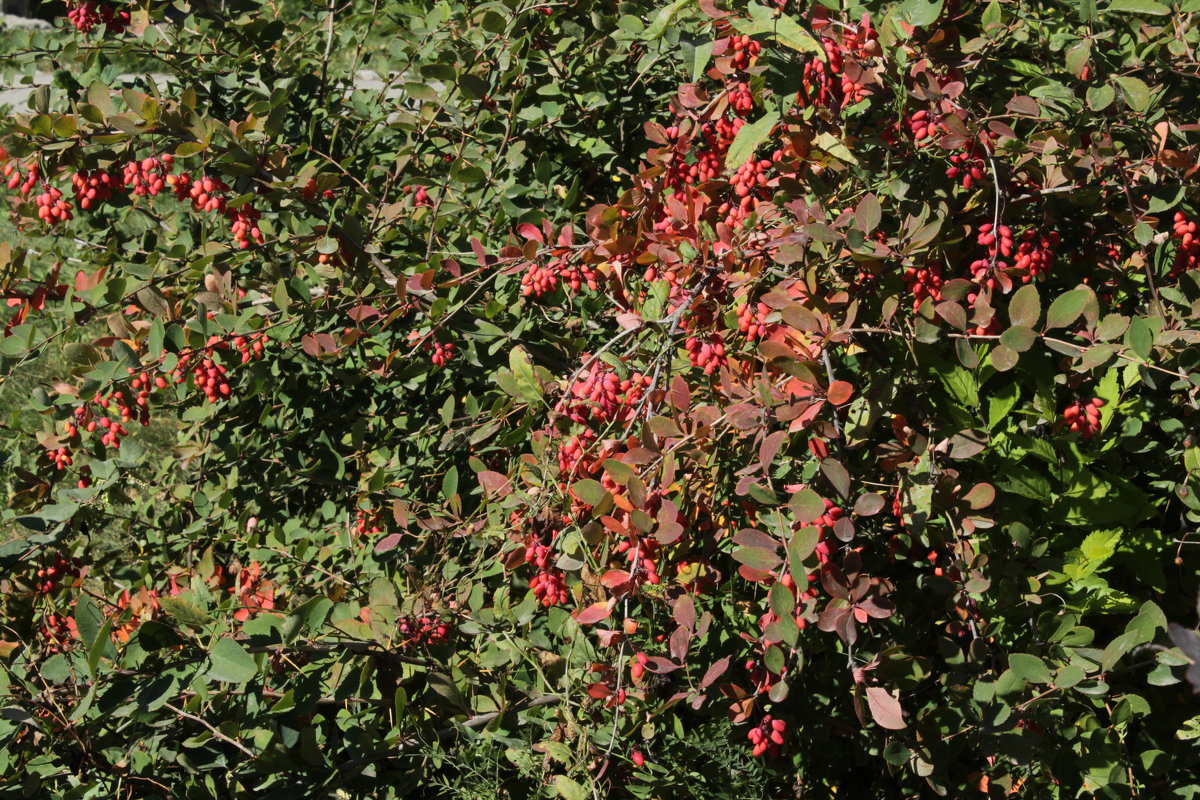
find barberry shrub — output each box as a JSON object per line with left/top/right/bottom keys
{"left": 2, "top": 1, "right": 1200, "bottom": 798}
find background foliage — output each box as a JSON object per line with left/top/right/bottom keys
{"left": 3, "top": 0, "right": 1200, "bottom": 797}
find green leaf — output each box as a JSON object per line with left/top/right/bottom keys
{"left": 1086, "top": 84, "right": 1115, "bottom": 111}
{"left": 788, "top": 488, "right": 826, "bottom": 523}
{"left": 175, "top": 140, "right": 207, "bottom": 157}
{"left": 1055, "top": 663, "right": 1087, "bottom": 688}
{"left": 74, "top": 594, "right": 105, "bottom": 651}
{"left": 1127, "top": 316, "right": 1153, "bottom": 360}
{"left": 208, "top": 638, "right": 258, "bottom": 683}
{"left": 726, "top": 110, "right": 780, "bottom": 171}
{"left": 63, "top": 343, "right": 103, "bottom": 366}
{"left": 1009, "top": 284, "right": 1041, "bottom": 328}
{"left": 1000, "top": 325, "right": 1037, "bottom": 352}
{"left": 158, "top": 595, "right": 214, "bottom": 628}
{"left": 769, "top": 582, "right": 796, "bottom": 618}
{"left": 1064, "top": 529, "right": 1121, "bottom": 581}
{"left": 733, "top": 546, "right": 782, "bottom": 571}
{"left": 898, "top": 0, "right": 945, "bottom": 27}
{"left": 508, "top": 346, "right": 544, "bottom": 407}
{"left": 1045, "top": 289, "right": 1090, "bottom": 329}
{"left": 554, "top": 775, "right": 587, "bottom": 800}
{"left": 788, "top": 527, "right": 819, "bottom": 574}
{"left": 87, "top": 617, "right": 114, "bottom": 676}
{"left": 1009, "top": 653, "right": 1053, "bottom": 684}
{"left": 814, "top": 131, "right": 858, "bottom": 165}
{"left": 570, "top": 479, "right": 608, "bottom": 507}
{"left": 1105, "top": 0, "right": 1171, "bottom": 14}
{"left": 1114, "top": 75, "right": 1151, "bottom": 112}
{"left": 742, "top": 3, "right": 824, "bottom": 55}
{"left": 641, "top": 0, "right": 691, "bottom": 40}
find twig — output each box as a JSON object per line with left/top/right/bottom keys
{"left": 163, "top": 702, "right": 258, "bottom": 759}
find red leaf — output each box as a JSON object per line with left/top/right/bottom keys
{"left": 700, "top": 656, "right": 731, "bottom": 689}
{"left": 599, "top": 570, "right": 632, "bottom": 589}
{"left": 963, "top": 482, "right": 996, "bottom": 510}
{"left": 733, "top": 528, "right": 779, "bottom": 550}
{"left": 865, "top": 687, "right": 906, "bottom": 730}
{"left": 644, "top": 656, "right": 680, "bottom": 674}
{"left": 826, "top": 380, "right": 854, "bottom": 405}
{"left": 737, "top": 564, "right": 775, "bottom": 583}
{"left": 672, "top": 595, "right": 696, "bottom": 631}
{"left": 758, "top": 430, "right": 787, "bottom": 472}
{"left": 669, "top": 625, "right": 690, "bottom": 661}
{"left": 575, "top": 601, "right": 613, "bottom": 625}
{"left": 477, "top": 471, "right": 511, "bottom": 497}
{"left": 515, "top": 222, "right": 544, "bottom": 243}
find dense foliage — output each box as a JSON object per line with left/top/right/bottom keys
{"left": 3, "top": 0, "right": 1200, "bottom": 797}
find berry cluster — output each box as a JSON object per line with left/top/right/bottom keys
{"left": 65, "top": 1, "right": 130, "bottom": 35}
{"left": 35, "top": 552, "right": 83, "bottom": 595}
{"left": 353, "top": 507, "right": 385, "bottom": 538}
{"left": 3, "top": 160, "right": 38, "bottom": 194}
{"left": 406, "top": 332, "right": 457, "bottom": 367}
{"left": 174, "top": 334, "right": 268, "bottom": 401}
{"left": 945, "top": 140, "right": 989, "bottom": 190}
{"left": 967, "top": 222, "right": 1014, "bottom": 291}
{"left": 719, "top": 156, "right": 775, "bottom": 227}
{"left": 122, "top": 154, "right": 174, "bottom": 197}
{"left": 35, "top": 186, "right": 73, "bottom": 226}
{"left": 170, "top": 172, "right": 229, "bottom": 213}
{"left": 728, "top": 80, "right": 754, "bottom": 116}
{"left": 747, "top": 715, "right": 787, "bottom": 758}
{"left": 812, "top": 498, "right": 847, "bottom": 566}
{"left": 663, "top": 117, "right": 744, "bottom": 191}
{"left": 903, "top": 262, "right": 945, "bottom": 310}
{"left": 1170, "top": 212, "right": 1200, "bottom": 277}
{"left": 614, "top": 534, "right": 662, "bottom": 586}
{"left": 686, "top": 332, "right": 728, "bottom": 375}
{"left": 64, "top": 392, "right": 142, "bottom": 451}
{"left": 556, "top": 432, "right": 597, "bottom": 477}
{"left": 724, "top": 34, "right": 762, "bottom": 71}
{"left": 406, "top": 184, "right": 433, "bottom": 207}
{"left": 798, "top": 13, "right": 878, "bottom": 110}
{"left": 521, "top": 254, "right": 599, "bottom": 298}
{"left": 526, "top": 542, "right": 569, "bottom": 606}
{"left": 737, "top": 300, "right": 778, "bottom": 341}
{"left": 1063, "top": 397, "right": 1105, "bottom": 439}
{"left": 1012, "top": 229, "right": 1061, "bottom": 283}
{"left": 904, "top": 110, "right": 946, "bottom": 148}
{"left": 397, "top": 613, "right": 453, "bottom": 647}
{"left": 47, "top": 446, "right": 73, "bottom": 470}
{"left": 72, "top": 168, "right": 123, "bottom": 210}
{"left": 301, "top": 178, "right": 337, "bottom": 201}
{"left": 565, "top": 365, "right": 651, "bottom": 426}
{"left": 40, "top": 612, "right": 80, "bottom": 654}
{"left": 229, "top": 204, "right": 264, "bottom": 249}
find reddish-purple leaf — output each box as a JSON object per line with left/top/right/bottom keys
{"left": 672, "top": 595, "right": 696, "bottom": 631}
{"left": 700, "top": 656, "right": 731, "bottom": 689}
{"left": 865, "top": 687, "right": 906, "bottom": 729}
{"left": 477, "top": 470, "right": 511, "bottom": 496}
{"left": 373, "top": 533, "right": 403, "bottom": 553}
